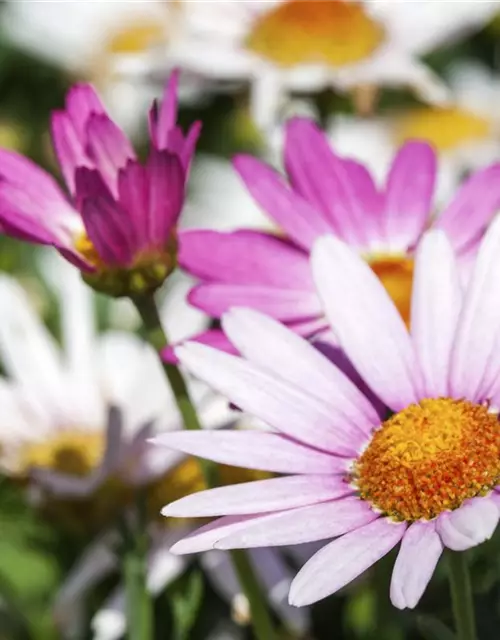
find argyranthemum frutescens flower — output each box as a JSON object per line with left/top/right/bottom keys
{"left": 170, "top": 0, "right": 498, "bottom": 130}
{"left": 177, "top": 117, "right": 500, "bottom": 355}
{"left": 0, "top": 70, "right": 198, "bottom": 297}
{"left": 0, "top": 255, "right": 230, "bottom": 535}
{"left": 156, "top": 215, "right": 500, "bottom": 609}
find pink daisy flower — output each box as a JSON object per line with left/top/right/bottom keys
{"left": 155, "top": 216, "right": 500, "bottom": 609}
{"left": 0, "top": 71, "right": 199, "bottom": 296}
{"left": 177, "top": 117, "right": 500, "bottom": 355}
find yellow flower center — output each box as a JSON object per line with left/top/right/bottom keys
{"left": 369, "top": 255, "right": 414, "bottom": 327}
{"left": 396, "top": 107, "right": 492, "bottom": 153}
{"left": 105, "top": 21, "right": 166, "bottom": 55}
{"left": 18, "top": 431, "right": 104, "bottom": 476}
{"left": 354, "top": 398, "right": 500, "bottom": 521}
{"left": 245, "top": 0, "right": 385, "bottom": 67}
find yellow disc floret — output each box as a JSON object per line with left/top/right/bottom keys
{"left": 246, "top": 0, "right": 384, "bottom": 67}
{"left": 354, "top": 398, "right": 500, "bottom": 521}
{"left": 369, "top": 255, "right": 414, "bottom": 327}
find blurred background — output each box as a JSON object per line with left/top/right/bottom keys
{"left": 2, "top": 2, "right": 500, "bottom": 639}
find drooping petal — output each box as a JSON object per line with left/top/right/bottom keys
{"left": 146, "top": 149, "right": 184, "bottom": 245}
{"left": 162, "top": 474, "right": 351, "bottom": 518}
{"left": 289, "top": 519, "right": 407, "bottom": 606}
{"left": 449, "top": 215, "right": 500, "bottom": 402}
{"left": 312, "top": 235, "right": 421, "bottom": 411}
{"left": 382, "top": 141, "right": 436, "bottom": 251}
{"left": 215, "top": 497, "right": 378, "bottom": 549}
{"left": 233, "top": 154, "right": 332, "bottom": 251}
{"left": 390, "top": 521, "right": 443, "bottom": 610}
{"left": 222, "top": 308, "right": 380, "bottom": 434}
{"left": 151, "top": 430, "right": 345, "bottom": 475}
{"left": 411, "top": 231, "right": 462, "bottom": 397}
{"left": 188, "top": 283, "right": 322, "bottom": 321}
{"left": 176, "top": 343, "right": 366, "bottom": 455}
{"left": 178, "top": 229, "right": 311, "bottom": 287}
{"left": 435, "top": 163, "right": 500, "bottom": 253}
{"left": 436, "top": 497, "right": 499, "bottom": 551}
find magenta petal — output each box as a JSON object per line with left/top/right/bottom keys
{"left": 289, "top": 518, "right": 406, "bottom": 606}
{"left": 436, "top": 163, "right": 500, "bottom": 253}
{"left": 390, "top": 521, "right": 443, "bottom": 610}
{"left": 161, "top": 329, "right": 237, "bottom": 363}
{"left": 64, "top": 83, "right": 105, "bottom": 138}
{"left": 146, "top": 149, "right": 184, "bottom": 245}
{"left": 51, "top": 111, "right": 92, "bottom": 194}
{"left": 0, "top": 149, "right": 69, "bottom": 203}
{"left": 85, "top": 113, "right": 136, "bottom": 194}
{"left": 285, "top": 118, "right": 375, "bottom": 247}
{"left": 162, "top": 475, "right": 351, "bottom": 517}
{"left": 189, "top": 283, "right": 322, "bottom": 321}
{"left": 178, "top": 229, "right": 311, "bottom": 287}
{"left": 215, "top": 497, "right": 378, "bottom": 549}
{"left": 117, "top": 160, "right": 149, "bottom": 249}
{"left": 383, "top": 141, "right": 436, "bottom": 251}
{"left": 81, "top": 196, "right": 134, "bottom": 265}
{"left": 151, "top": 430, "right": 346, "bottom": 475}
{"left": 233, "top": 154, "right": 332, "bottom": 251}
{"left": 151, "top": 70, "right": 180, "bottom": 149}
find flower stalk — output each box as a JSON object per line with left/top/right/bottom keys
{"left": 132, "top": 293, "right": 278, "bottom": 640}
{"left": 448, "top": 552, "right": 477, "bottom": 640}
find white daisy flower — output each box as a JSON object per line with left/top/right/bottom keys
{"left": 168, "top": 0, "right": 498, "bottom": 130}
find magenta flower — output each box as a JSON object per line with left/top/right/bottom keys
{"left": 154, "top": 216, "right": 500, "bottom": 609}
{"left": 177, "top": 117, "right": 500, "bottom": 355}
{"left": 0, "top": 71, "right": 200, "bottom": 296}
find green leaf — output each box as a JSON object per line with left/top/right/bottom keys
{"left": 172, "top": 569, "right": 204, "bottom": 640}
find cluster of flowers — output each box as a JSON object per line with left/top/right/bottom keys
{"left": 3, "top": 2, "right": 500, "bottom": 638}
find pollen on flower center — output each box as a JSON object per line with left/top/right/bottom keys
{"left": 369, "top": 255, "right": 414, "bottom": 327}
{"left": 74, "top": 230, "right": 105, "bottom": 269}
{"left": 353, "top": 398, "right": 500, "bottom": 522}
{"left": 245, "top": 0, "right": 385, "bottom": 67}
{"left": 396, "top": 107, "right": 492, "bottom": 152}
{"left": 18, "top": 431, "right": 104, "bottom": 476}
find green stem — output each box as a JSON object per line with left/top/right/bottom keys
{"left": 123, "top": 498, "right": 153, "bottom": 640}
{"left": 132, "top": 293, "right": 277, "bottom": 640}
{"left": 448, "top": 552, "right": 476, "bottom": 640}
{"left": 230, "top": 550, "right": 278, "bottom": 640}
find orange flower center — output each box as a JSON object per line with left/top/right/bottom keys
{"left": 245, "top": 0, "right": 385, "bottom": 67}
{"left": 369, "top": 255, "right": 414, "bottom": 326}
{"left": 354, "top": 398, "right": 500, "bottom": 521}
{"left": 396, "top": 107, "right": 492, "bottom": 153}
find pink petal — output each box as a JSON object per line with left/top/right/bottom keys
{"left": 411, "top": 230, "right": 462, "bottom": 397}
{"left": 176, "top": 342, "right": 365, "bottom": 455}
{"left": 162, "top": 474, "right": 351, "bottom": 518}
{"left": 64, "top": 83, "right": 105, "bottom": 138}
{"left": 151, "top": 430, "right": 346, "bottom": 475}
{"left": 117, "top": 160, "right": 149, "bottom": 249}
{"left": 145, "top": 149, "right": 184, "bottom": 245}
{"left": 233, "top": 154, "right": 332, "bottom": 251}
{"left": 85, "top": 113, "right": 136, "bottom": 195}
{"left": 435, "top": 163, "right": 500, "bottom": 253}
{"left": 171, "top": 515, "right": 261, "bottom": 554}
{"left": 284, "top": 118, "right": 376, "bottom": 248}
{"left": 436, "top": 497, "right": 499, "bottom": 551}
{"left": 150, "top": 70, "right": 180, "bottom": 149}
{"left": 289, "top": 518, "right": 406, "bottom": 606}
{"left": 178, "top": 229, "right": 312, "bottom": 288}
{"left": 81, "top": 196, "right": 134, "bottom": 266}
{"left": 222, "top": 308, "right": 380, "bottom": 435}
{"left": 51, "top": 111, "right": 92, "bottom": 194}
{"left": 390, "top": 521, "right": 443, "bottom": 610}
{"left": 312, "top": 235, "right": 421, "bottom": 411}
{"left": 161, "top": 328, "right": 237, "bottom": 363}
{"left": 382, "top": 141, "right": 436, "bottom": 250}
{"left": 188, "top": 283, "right": 322, "bottom": 321}
{"left": 215, "top": 497, "right": 378, "bottom": 549}
{"left": 449, "top": 215, "right": 500, "bottom": 402}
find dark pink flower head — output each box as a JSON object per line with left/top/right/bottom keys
{"left": 175, "top": 117, "right": 500, "bottom": 356}
{"left": 0, "top": 71, "right": 200, "bottom": 297}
